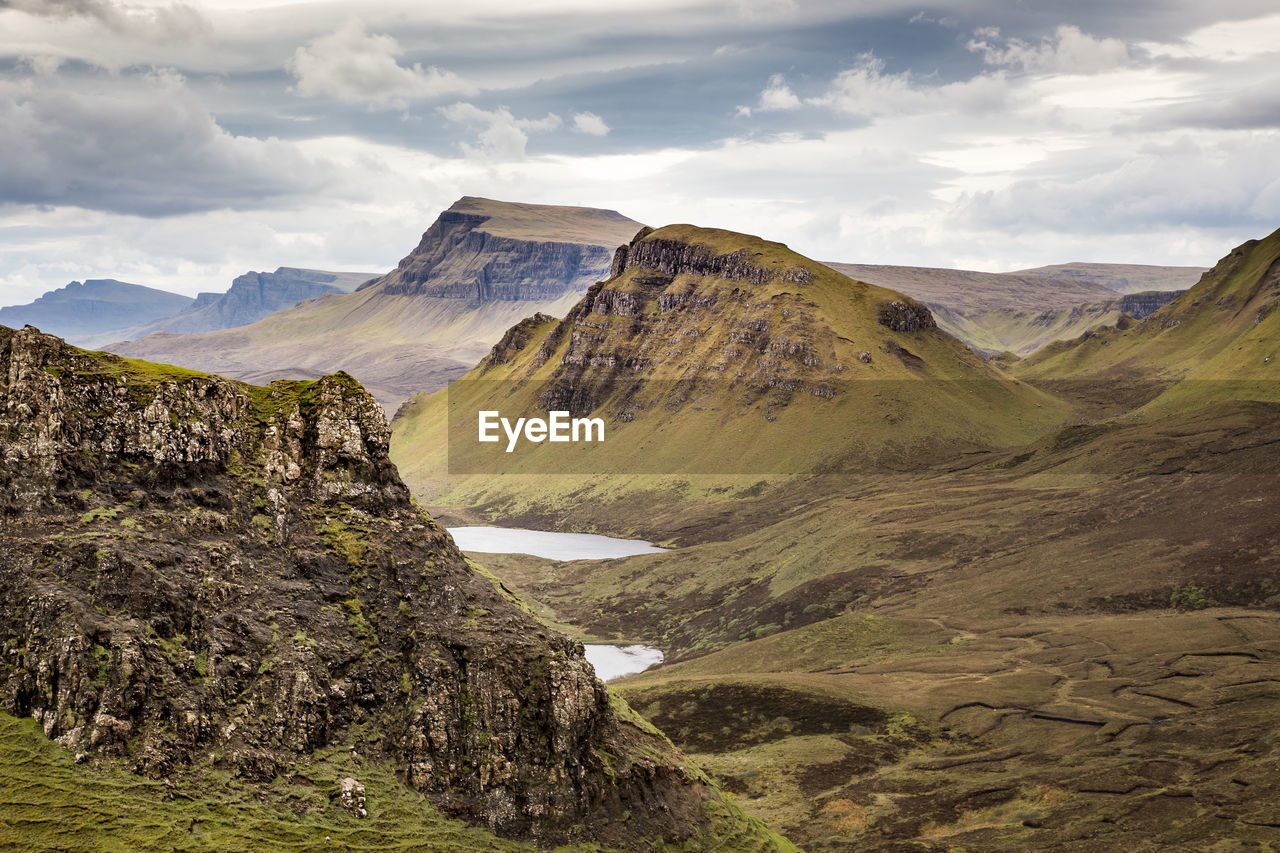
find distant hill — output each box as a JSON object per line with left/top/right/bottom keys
{"left": 0, "top": 280, "right": 193, "bottom": 344}
{"left": 1013, "top": 262, "right": 1206, "bottom": 295}
{"left": 1021, "top": 226, "right": 1280, "bottom": 414}
{"left": 81, "top": 268, "right": 376, "bottom": 348}
{"left": 825, "top": 261, "right": 1201, "bottom": 355}
{"left": 109, "top": 198, "right": 644, "bottom": 413}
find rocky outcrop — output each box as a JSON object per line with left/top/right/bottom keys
{"left": 482, "top": 312, "right": 557, "bottom": 368}
{"left": 617, "top": 237, "right": 814, "bottom": 287}
{"left": 1118, "top": 289, "right": 1184, "bottom": 319}
{"left": 877, "top": 300, "right": 937, "bottom": 333}
{"left": 0, "top": 325, "right": 720, "bottom": 848}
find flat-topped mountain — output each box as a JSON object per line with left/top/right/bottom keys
{"left": 1013, "top": 261, "right": 1206, "bottom": 295}
{"left": 0, "top": 324, "right": 791, "bottom": 851}
{"left": 82, "top": 267, "right": 376, "bottom": 347}
{"left": 108, "top": 198, "right": 645, "bottom": 413}
{"left": 0, "top": 279, "right": 194, "bottom": 345}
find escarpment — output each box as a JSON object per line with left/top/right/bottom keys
{"left": 0, "top": 325, "right": 724, "bottom": 848}
{"left": 377, "top": 203, "right": 640, "bottom": 303}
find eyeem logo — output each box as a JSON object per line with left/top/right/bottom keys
{"left": 478, "top": 410, "right": 605, "bottom": 452}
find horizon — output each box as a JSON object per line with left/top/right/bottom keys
{"left": 2, "top": 1, "right": 1279, "bottom": 303}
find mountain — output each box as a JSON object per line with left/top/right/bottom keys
{"left": 824, "top": 261, "right": 1195, "bottom": 355}
{"left": 108, "top": 198, "right": 644, "bottom": 413}
{"left": 1013, "top": 261, "right": 1207, "bottom": 295}
{"left": 390, "top": 223, "right": 1065, "bottom": 530}
{"left": 0, "top": 279, "right": 194, "bottom": 344}
{"left": 78, "top": 267, "right": 377, "bottom": 348}
{"left": 0, "top": 324, "right": 793, "bottom": 852}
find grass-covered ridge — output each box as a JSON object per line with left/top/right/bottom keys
{"left": 391, "top": 222, "right": 1068, "bottom": 523}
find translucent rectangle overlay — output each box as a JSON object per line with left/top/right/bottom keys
{"left": 443, "top": 378, "right": 1280, "bottom": 476}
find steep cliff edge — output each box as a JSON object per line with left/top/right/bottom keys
{"left": 109, "top": 198, "right": 645, "bottom": 413}
{"left": 0, "top": 325, "right": 786, "bottom": 850}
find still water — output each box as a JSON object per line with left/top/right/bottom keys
{"left": 447, "top": 526, "right": 667, "bottom": 680}
{"left": 446, "top": 526, "right": 667, "bottom": 561}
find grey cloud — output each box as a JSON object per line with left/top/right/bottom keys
{"left": 287, "top": 21, "right": 475, "bottom": 108}
{"left": 1140, "top": 82, "right": 1280, "bottom": 131}
{"left": 1, "top": 0, "right": 209, "bottom": 39}
{"left": 959, "top": 137, "right": 1280, "bottom": 233}
{"left": 0, "top": 75, "right": 331, "bottom": 216}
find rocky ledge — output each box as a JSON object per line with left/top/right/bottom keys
{"left": 0, "top": 325, "right": 727, "bottom": 848}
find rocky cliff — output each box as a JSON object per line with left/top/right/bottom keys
{"left": 0, "top": 324, "right": 762, "bottom": 849}
{"left": 1117, "top": 288, "right": 1185, "bottom": 319}
{"left": 376, "top": 201, "right": 640, "bottom": 303}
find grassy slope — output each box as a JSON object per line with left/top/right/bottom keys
{"left": 931, "top": 302, "right": 1122, "bottom": 356}
{"left": 462, "top": 404, "right": 1280, "bottom": 849}
{"left": 392, "top": 224, "right": 1068, "bottom": 526}
{"left": 1020, "top": 226, "right": 1280, "bottom": 416}
{"left": 0, "top": 710, "right": 795, "bottom": 853}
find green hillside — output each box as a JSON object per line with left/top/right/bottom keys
{"left": 391, "top": 223, "right": 1066, "bottom": 525}
{"left": 1020, "top": 227, "right": 1280, "bottom": 415}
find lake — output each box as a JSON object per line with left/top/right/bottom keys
{"left": 584, "top": 644, "right": 665, "bottom": 681}
{"left": 446, "top": 526, "right": 668, "bottom": 561}
{"left": 446, "top": 525, "right": 667, "bottom": 680}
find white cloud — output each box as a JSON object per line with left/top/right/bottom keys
{"left": 758, "top": 73, "right": 801, "bottom": 110}
{"left": 968, "top": 25, "right": 1130, "bottom": 74}
{"left": 571, "top": 111, "right": 609, "bottom": 136}
{"left": 439, "top": 102, "right": 562, "bottom": 160}
{"left": 288, "top": 20, "right": 474, "bottom": 108}
{"left": 959, "top": 133, "right": 1280, "bottom": 233}
{"left": 808, "top": 53, "right": 1010, "bottom": 118}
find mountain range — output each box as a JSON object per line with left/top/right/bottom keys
{"left": 108, "top": 197, "right": 644, "bottom": 413}
{"left": 3, "top": 197, "right": 1277, "bottom": 851}
{"left": 0, "top": 279, "right": 195, "bottom": 344}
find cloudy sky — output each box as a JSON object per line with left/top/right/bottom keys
{"left": 2, "top": 0, "right": 1279, "bottom": 304}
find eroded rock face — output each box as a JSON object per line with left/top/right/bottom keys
{"left": 1117, "top": 289, "right": 1185, "bottom": 319}
{"left": 380, "top": 212, "right": 616, "bottom": 303}
{"left": 0, "top": 325, "right": 712, "bottom": 847}
{"left": 619, "top": 238, "right": 814, "bottom": 287}
{"left": 877, "top": 300, "right": 937, "bottom": 333}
